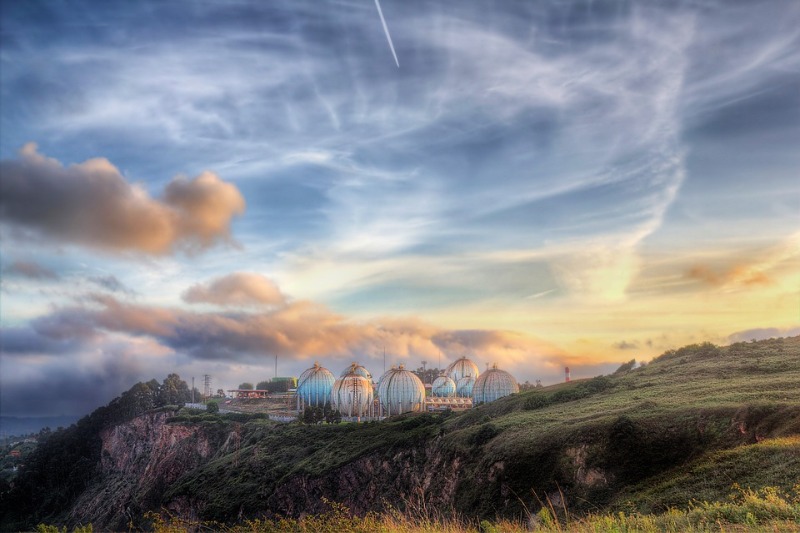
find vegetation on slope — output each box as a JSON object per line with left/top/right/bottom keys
{"left": 5, "top": 336, "right": 800, "bottom": 530}
{"left": 0, "top": 374, "right": 194, "bottom": 529}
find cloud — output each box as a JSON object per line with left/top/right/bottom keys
{"left": 4, "top": 260, "right": 59, "bottom": 280}
{"left": 0, "top": 326, "right": 81, "bottom": 355}
{"left": 0, "top": 335, "right": 176, "bottom": 417}
{"left": 183, "top": 273, "right": 286, "bottom": 307}
{"left": 613, "top": 340, "right": 640, "bottom": 350}
{"left": 29, "top": 294, "right": 564, "bottom": 371}
{"left": 685, "top": 264, "right": 772, "bottom": 288}
{"left": 0, "top": 144, "right": 245, "bottom": 255}
{"left": 88, "top": 275, "right": 133, "bottom": 294}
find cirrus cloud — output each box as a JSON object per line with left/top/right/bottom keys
{"left": 0, "top": 143, "right": 245, "bottom": 255}
{"left": 4, "top": 260, "right": 59, "bottom": 280}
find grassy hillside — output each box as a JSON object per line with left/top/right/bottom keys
{"left": 161, "top": 336, "right": 800, "bottom": 524}
{"left": 5, "top": 336, "right": 800, "bottom": 530}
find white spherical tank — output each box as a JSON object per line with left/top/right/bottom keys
{"left": 447, "top": 357, "right": 480, "bottom": 384}
{"left": 456, "top": 375, "right": 476, "bottom": 398}
{"left": 472, "top": 364, "right": 519, "bottom": 404}
{"left": 331, "top": 373, "right": 374, "bottom": 417}
{"left": 431, "top": 374, "right": 457, "bottom": 397}
{"left": 340, "top": 362, "right": 373, "bottom": 381}
{"left": 378, "top": 365, "right": 425, "bottom": 416}
{"left": 296, "top": 362, "right": 335, "bottom": 408}
{"left": 376, "top": 365, "right": 397, "bottom": 393}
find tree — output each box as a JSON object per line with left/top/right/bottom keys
{"left": 159, "top": 373, "right": 191, "bottom": 406}
{"left": 238, "top": 382, "right": 254, "bottom": 390}
{"left": 207, "top": 402, "right": 220, "bottom": 414}
{"left": 119, "top": 382, "right": 156, "bottom": 418}
{"left": 323, "top": 402, "right": 341, "bottom": 424}
{"left": 256, "top": 381, "right": 271, "bottom": 391}
{"left": 302, "top": 406, "right": 323, "bottom": 424}
{"left": 614, "top": 359, "right": 637, "bottom": 374}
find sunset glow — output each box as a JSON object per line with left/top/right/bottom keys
{"left": 1, "top": 0, "right": 798, "bottom": 417}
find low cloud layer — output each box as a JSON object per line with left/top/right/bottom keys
{"left": 183, "top": 273, "right": 286, "bottom": 307}
{"left": 1, "top": 291, "right": 571, "bottom": 415}
{"left": 0, "top": 144, "right": 245, "bottom": 255}
{"left": 24, "top": 293, "right": 564, "bottom": 369}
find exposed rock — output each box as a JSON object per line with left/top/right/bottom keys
{"left": 66, "top": 412, "right": 239, "bottom": 530}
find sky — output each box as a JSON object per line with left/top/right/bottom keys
{"left": 1, "top": 0, "right": 799, "bottom": 418}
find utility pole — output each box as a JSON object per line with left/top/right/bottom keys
{"left": 274, "top": 354, "right": 278, "bottom": 380}
{"left": 192, "top": 377, "right": 195, "bottom": 403}
{"left": 421, "top": 360, "right": 427, "bottom": 383}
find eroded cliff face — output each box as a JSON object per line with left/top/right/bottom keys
{"left": 57, "top": 408, "right": 761, "bottom": 529}
{"left": 264, "top": 438, "right": 464, "bottom": 518}
{"left": 67, "top": 412, "right": 240, "bottom": 530}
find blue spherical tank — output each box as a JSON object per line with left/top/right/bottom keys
{"left": 297, "top": 362, "right": 335, "bottom": 407}
{"left": 378, "top": 365, "right": 425, "bottom": 416}
{"left": 340, "top": 362, "right": 373, "bottom": 381}
{"left": 456, "top": 375, "right": 475, "bottom": 398}
{"left": 447, "top": 357, "right": 480, "bottom": 384}
{"left": 431, "top": 374, "right": 457, "bottom": 397}
{"left": 472, "top": 364, "right": 519, "bottom": 404}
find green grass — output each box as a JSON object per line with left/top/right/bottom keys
{"left": 158, "top": 337, "right": 800, "bottom": 525}
{"left": 137, "top": 484, "right": 800, "bottom": 532}
{"left": 17, "top": 336, "right": 800, "bottom": 530}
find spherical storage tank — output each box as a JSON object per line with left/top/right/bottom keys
{"left": 447, "top": 357, "right": 480, "bottom": 384}
{"left": 456, "top": 375, "right": 475, "bottom": 398}
{"left": 331, "top": 372, "right": 373, "bottom": 417}
{"left": 340, "top": 362, "right": 373, "bottom": 381}
{"left": 296, "top": 362, "right": 335, "bottom": 407}
{"left": 378, "top": 365, "right": 425, "bottom": 415}
{"left": 472, "top": 364, "right": 519, "bottom": 404}
{"left": 431, "top": 374, "right": 456, "bottom": 397}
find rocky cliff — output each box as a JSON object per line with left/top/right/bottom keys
{"left": 66, "top": 411, "right": 242, "bottom": 530}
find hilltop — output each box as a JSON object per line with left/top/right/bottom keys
{"left": 2, "top": 336, "right": 799, "bottom": 531}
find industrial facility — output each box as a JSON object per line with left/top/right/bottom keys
{"left": 226, "top": 356, "right": 521, "bottom": 422}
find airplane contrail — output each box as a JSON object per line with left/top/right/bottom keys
{"left": 374, "top": 0, "right": 399, "bottom": 68}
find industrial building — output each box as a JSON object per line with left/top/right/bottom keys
{"left": 376, "top": 365, "right": 426, "bottom": 416}
{"left": 296, "top": 362, "right": 335, "bottom": 409}
{"left": 472, "top": 363, "right": 519, "bottom": 404}
{"left": 237, "top": 356, "right": 521, "bottom": 422}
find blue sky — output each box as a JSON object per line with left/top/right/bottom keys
{"left": 1, "top": 0, "right": 799, "bottom": 417}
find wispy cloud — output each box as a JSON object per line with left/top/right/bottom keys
{"left": 87, "top": 275, "right": 134, "bottom": 294}
{"left": 4, "top": 260, "right": 59, "bottom": 280}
